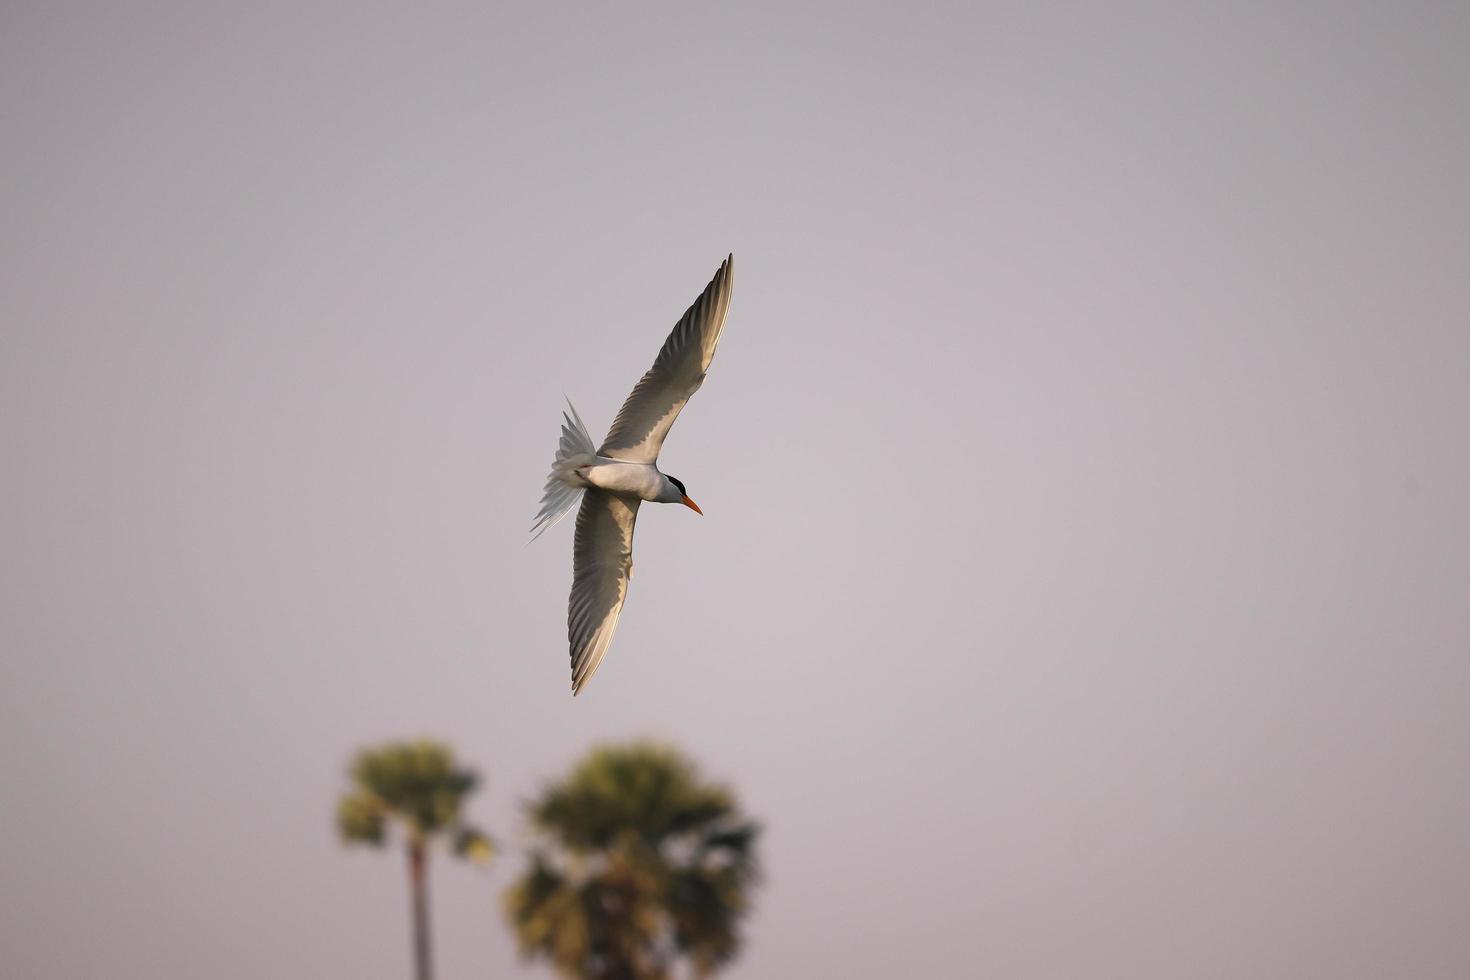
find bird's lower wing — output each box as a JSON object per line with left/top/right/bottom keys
{"left": 568, "top": 491, "right": 641, "bottom": 694}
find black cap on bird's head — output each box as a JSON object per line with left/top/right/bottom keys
{"left": 666, "top": 475, "right": 702, "bottom": 515}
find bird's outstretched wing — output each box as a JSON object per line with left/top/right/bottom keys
{"left": 568, "top": 490, "right": 641, "bottom": 694}
{"left": 598, "top": 254, "right": 734, "bottom": 463}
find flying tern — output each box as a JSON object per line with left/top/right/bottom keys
{"left": 531, "top": 255, "right": 734, "bottom": 694}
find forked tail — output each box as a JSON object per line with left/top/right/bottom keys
{"left": 529, "top": 399, "right": 597, "bottom": 542}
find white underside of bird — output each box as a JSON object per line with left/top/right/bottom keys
{"left": 530, "top": 255, "right": 734, "bottom": 695}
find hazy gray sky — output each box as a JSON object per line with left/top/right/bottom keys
{"left": 3, "top": 2, "right": 1468, "bottom": 977}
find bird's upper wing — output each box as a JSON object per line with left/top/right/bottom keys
{"left": 568, "top": 490, "right": 641, "bottom": 694}
{"left": 598, "top": 254, "right": 734, "bottom": 463}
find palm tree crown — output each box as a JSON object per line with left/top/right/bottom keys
{"left": 506, "top": 741, "right": 760, "bottom": 980}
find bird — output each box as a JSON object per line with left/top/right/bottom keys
{"left": 530, "top": 254, "right": 734, "bottom": 695}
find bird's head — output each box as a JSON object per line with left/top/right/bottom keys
{"left": 661, "top": 475, "right": 702, "bottom": 514}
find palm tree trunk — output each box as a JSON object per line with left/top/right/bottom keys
{"left": 407, "top": 841, "right": 432, "bottom": 980}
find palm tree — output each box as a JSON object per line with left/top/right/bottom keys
{"left": 505, "top": 741, "right": 760, "bottom": 980}
{"left": 337, "top": 739, "right": 493, "bottom": 980}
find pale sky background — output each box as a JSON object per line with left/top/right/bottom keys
{"left": 3, "top": 2, "right": 1468, "bottom": 978}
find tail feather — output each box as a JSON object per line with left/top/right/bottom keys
{"left": 529, "top": 399, "right": 596, "bottom": 542}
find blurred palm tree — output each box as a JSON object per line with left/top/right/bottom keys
{"left": 505, "top": 742, "right": 760, "bottom": 980}
{"left": 337, "top": 739, "right": 493, "bottom": 980}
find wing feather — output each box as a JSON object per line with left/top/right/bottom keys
{"left": 598, "top": 254, "right": 734, "bottom": 463}
{"left": 568, "top": 491, "right": 640, "bottom": 694}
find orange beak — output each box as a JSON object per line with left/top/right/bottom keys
{"left": 680, "top": 495, "right": 703, "bottom": 515}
